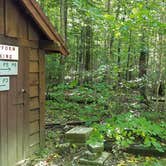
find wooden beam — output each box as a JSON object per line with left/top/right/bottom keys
{"left": 0, "top": 0, "right": 4, "bottom": 34}
{"left": 20, "top": 0, "right": 55, "bottom": 41}
{"left": 18, "top": 0, "right": 69, "bottom": 55}
{"left": 39, "top": 49, "right": 45, "bottom": 147}
{"left": 39, "top": 40, "right": 60, "bottom": 53}
{"left": 0, "top": 35, "right": 39, "bottom": 48}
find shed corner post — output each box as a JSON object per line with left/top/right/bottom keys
{"left": 39, "top": 49, "right": 46, "bottom": 147}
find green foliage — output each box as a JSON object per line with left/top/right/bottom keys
{"left": 35, "top": 147, "right": 50, "bottom": 159}
{"left": 39, "top": 0, "right": 166, "bottom": 161}
{"left": 46, "top": 81, "right": 166, "bottom": 154}
{"left": 46, "top": 82, "right": 112, "bottom": 124}
{"left": 89, "top": 113, "right": 166, "bottom": 152}
{"left": 40, "top": 0, "right": 165, "bottom": 104}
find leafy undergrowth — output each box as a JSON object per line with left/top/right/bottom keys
{"left": 31, "top": 82, "right": 166, "bottom": 165}
{"left": 89, "top": 113, "right": 166, "bottom": 152}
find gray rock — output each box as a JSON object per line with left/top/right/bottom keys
{"left": 83, "top": 150, "right": 101, "bottom": 160}
{"left": 79, "top": 152, "right": 110, "bottom": 166}
{"left": 65, "top": 127, "right": 93, "bottom": 143}
{"left": 56, "top": 143, "right": 71, "bottom": 155}
{"left": 158, "top": 159, "right": 166, "bottom": 165}
{"left": 88, "top": 142, "right": 104, "bottom": 153}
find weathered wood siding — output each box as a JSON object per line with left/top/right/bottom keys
{"left": 0, "top": 0, "right": 45, "bottom": 165}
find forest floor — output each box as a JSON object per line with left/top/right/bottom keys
{"left": 30, "top": 82, "right": 166, "bottom": 166}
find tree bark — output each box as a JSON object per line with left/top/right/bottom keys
{"left": 59, "top": 0, "right": 68, "bottom": 83}
{"left": 139, "top": 33, "right": 148, "bottom": 102}
{"left": 126, "top": 30, "right": 132, "bottom": 81}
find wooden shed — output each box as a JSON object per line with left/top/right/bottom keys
{"left": 0, "top": 0, "right": 68, "bottom": 165}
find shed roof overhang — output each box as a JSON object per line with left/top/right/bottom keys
{"left": 17, "top": 0, "right": 69, "bottom": 56}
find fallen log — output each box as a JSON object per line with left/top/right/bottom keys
{"left": 45, "top": 121, "right": 86, "bottom": 129}
{"left": 45, "top": 120, "right": 100, "bottom": 129}
{"left": 104, "top": 140, "right": 166, "bottom": 157}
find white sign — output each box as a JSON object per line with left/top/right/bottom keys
{"left": 0, "top": 61, "right": 18, "bottom": 75}
{"left": 0, "top": 77, "right": 10, "bottom": 91}
{"left": 0, "top": 44, "right": 19, "bottom": 60}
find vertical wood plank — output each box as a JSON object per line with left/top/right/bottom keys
{"left": 28, "top": 21, "right": 39, "bottom": 41}
{"left": 5, "top": 0, "right": 28, "bottom": 39}
{"left": 0, "top": 36, "right": 20, "bottom": 166}
{"left": 16, "top": 47, "right": 24, "bottom": 163}
{"left": 39, "top": 50, "right": 45, "bottom": 146}
{"left": 0, "top": 0, "right": 4, "bottom": 34}
{"left": 0, "top": 92, "right": 8, "bottom": 166}
{"left": 23, "top": 47, "right": 30, "bottom": 159}
{"left": 5, "top": 0, "right": 19, "bottom": 37}
{"left": 17, "top": 10, "right": 28, "bottom": 39}
{"left": 7, "top": 76, "right": 17, "bottom": 166}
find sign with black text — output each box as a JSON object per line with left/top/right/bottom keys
{"left": 0, "top": 61, "right": 18, "bottom": 75}
{"left": 0, "top": 77, "right": 10, "bottom": 91}
{"left": 0, "top": 44, "right": 19, "bottom": 60}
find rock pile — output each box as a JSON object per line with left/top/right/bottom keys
{"left": 79, "top": 142, "right": 110, "bottom": 165}
{"left": 65, "top": 127, "right": 110, "bottom": 165}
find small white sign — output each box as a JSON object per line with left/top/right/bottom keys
{"left": 0, "top": 61, "right": 18, "bottom": 75}
{"left": 0, "top": 44, "right": 19, "bottom": 60}
{"left": 0, "top": 77, "right": 10, "bottom": 91}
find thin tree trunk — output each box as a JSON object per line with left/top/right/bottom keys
{"left": 85, "top": 25, "right": 92, "bottom": 71}
{"left": 59, "top": 0, "right": 68, "bottom": 83}
{"left": 126, "top": 30, "right": 132, "bottom": 80}
{"left": 109, "top": 0, "right": 120, "bottom": 57}
{"left": 85, "top": 25, "right": 93, "bottom": 83}
{"left": 78, "top": 27, "right": 85, "bottom": 85}
{"left": 156, "top": 25, "right": 164, "bottom": 110}
{"left": 117, "top": 39, "right": 121, "bottom": 82}
{"left": 139, "top": 32, "right": 148, "bottom": 103}
{"left": 60, "top": 0, "right": 68, "bottom": 42}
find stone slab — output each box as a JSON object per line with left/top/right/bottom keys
{"left": 158, "top": 159, "right": 166, "bottom": 165}
{"left": 66, "top": 127, "right": 93, "bottom": 143}
{"left": 88, "top": 142, "right": 104, "bottom": 153}
{"left": 66, "top": 138, "right": 86, "bottom": 143}
{"left": 79, "top": 152, "right": 110, "bottom": 166}
{"left": 83, "top": 150, "right": 101, "bottom": 160}
{"left": 71, "top": 142, "right": 86, "bottom": 147}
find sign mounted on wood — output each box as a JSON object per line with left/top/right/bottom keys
{"left": 0, "top": 61, "right": 18, "bottom": 75}
{"left": 0, "top": 77, "right": 10, "bottom": 91}
{"left": 0, "top": 44, "right": 19, "bottom": 60}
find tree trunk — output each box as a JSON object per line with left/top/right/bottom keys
{"left": 139, "top": 33, "right": 148, "bottom": 102}
{"left": 85, "top": 25, "right": 93, "bottom": 83}
{"left": 60, "top": 0, "right": 68, "bottom": 42}
{"left": 117, "top": 39, "right": 121, "bottom": 82}
{"left": 59, "top": 0, "right": 68, "bottom": 83}
{"left": 109, "top": 0, "right": 120, "bottom": 57}
{"left": 78, "top": 27, "right": 85, "bottom": 85}
{"left": 126, "top": 30, "right": 132, "bottom": 81}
